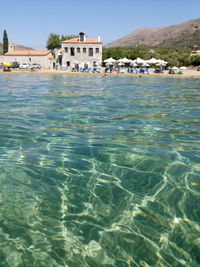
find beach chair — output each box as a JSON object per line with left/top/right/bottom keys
{"left": 93, "top": 68, "right": 97, "bottom": 73}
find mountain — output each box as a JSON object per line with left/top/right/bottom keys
{"left": 0, "top": 43, "right": 34, "bottom": 55}
{"left": 10, "top": 44, "right": 35, "bottom": 51}
{"left": 106, "top": 18, "right": 200, "bottom": 48}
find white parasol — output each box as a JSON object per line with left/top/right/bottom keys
{"left": 135, "top": 57, "right": 147, "bottom": 65}
{"left": 104, "top": 57, "right": 116, "bottom": 63}
{"left": 147, "top": 58, "right": 159, "bottom": 64}
{"left": 171, "top": 66, "right": 179, "bottom": 70}
{"left": 180, "top": 66, "right": 187, "bottom": 70}
{"left": 118, "top": 57, "right": 132, "bottom": 63}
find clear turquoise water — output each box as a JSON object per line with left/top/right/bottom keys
{"left": 0, "top": 74, "right": 200, "bottom": 267}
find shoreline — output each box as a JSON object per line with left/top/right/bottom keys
{"left": 1, "top": 69, "right": 200, "bottom": 78}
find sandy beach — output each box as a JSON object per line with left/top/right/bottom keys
{"left": 1, "top": 68, "right": 200, "bottom": 78}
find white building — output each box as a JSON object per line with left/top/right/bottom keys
{"left": 59, "top": 32, "right": 102, "bottom": 70}
{"left": 191, "top": 50, "right": 200, "bottom": 56}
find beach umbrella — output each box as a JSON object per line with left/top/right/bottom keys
{"left": 3, "top": 62, "right": 12, "bottom": 67}
{"left": 106, "top": 62, "right": 114, "bottom": 66}
{"left": 171, "top": 66, "right": 179, "bottom": 70}
{"left": 117, "top": 62, "right": 125, "bottom": 66}
{"left": 130, "top": 62, "right": 138, "bottom": 67}
{"left": 117, "top": 58, "right": 123, "bottom": 62}
{"left": 162, "top": 60, "right": 168, "bottom": 65}
{"left": 147, "top": 58, "right": 159, "bottom": 64}
{"left": 180, "top": 66, "right": 187, "bottom": 70}
{"left": 118, "top": 57, "right": 132, "bottom": 63}
{"left": 156, "top": 59, "right": 168, "bottom": 66}
{"left": 135, "top": 58, "right": 146, "bottom": 65}
{"left": 104, "top": 57, "right": 116, "bottom": 63}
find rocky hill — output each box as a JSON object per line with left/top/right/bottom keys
{"left": 106, "top": 18, "right": 200, "bottom": 48}
{"left": 0, "top": 43, "right": 34, "bottom": 55}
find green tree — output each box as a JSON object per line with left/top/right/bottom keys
{"left": 3, "top": 30, "right": 8, "bottom": 54}
{"left": 102, "top": 45, "right": 197, "bottom": 66}
{"left": 190, "top": 55, "right": 200, "bottom": 66}
{"left": 46, "top": 33, "right": 61, "bottom": 50}
{"left": 61, "top": 34, "right": 78, "bottom": 41}
{"left": 46, "top": 33, "right": 79, "bottom": 50}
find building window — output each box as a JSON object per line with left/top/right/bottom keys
{"left": 67, "top": 61, "right": 70, "bottom": 67}
{"left": 83, "top": 47, "right": 86, "bottom": 53}
{"left": 77, "top": 47, "right": 80, "bottom": 53}
{"left": 65, "top": 47, "right": 68, "bottom": 53}
{"left": 95, "top": 48, "right": 99, "bottom": 53}
{"left": 70, "top": 47, "right": 75, "bottom": 56}
{"left": 89, "top": 48, "right": 93, "bottom": 57}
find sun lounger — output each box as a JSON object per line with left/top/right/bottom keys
{"left": 93, "top": 68, "right": 97, "bottom": 73}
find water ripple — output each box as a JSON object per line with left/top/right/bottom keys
{"left": 0, "top": 74, "right": 200, "bottom": 266}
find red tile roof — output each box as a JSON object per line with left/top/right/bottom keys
{"left": 5, "top": 50, "right": 52, "bottom": 56}
{"left": 62, "top": 38, "right": 101, "bottom": 44}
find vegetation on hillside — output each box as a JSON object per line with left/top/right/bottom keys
{"left": 103, "top": 45, "right": 200, "bottom": 66}
{"left": 160, "top": 29, "right": 200, "bottom": 48}
{"left": 46, "top": 33, "right": 78, "bottom": 50}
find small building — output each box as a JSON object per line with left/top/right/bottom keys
{"left": 191, "top": 50, "right": 200, "bottom": 56}
{"left": 4, "top": 50, "right": 55, "bottom": 69}
{"left": 60, "top": 32, "right": 102, "bottom": 70}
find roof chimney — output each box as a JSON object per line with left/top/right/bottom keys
{"left": 97, "top": 35, "right": 101, "bottom": 42}
{"left": 79, "top": 32, "right": 86, "bottom": 42}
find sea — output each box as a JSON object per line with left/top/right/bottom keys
{"left": 0, "top": 73, "right": 200, "bottom": 267}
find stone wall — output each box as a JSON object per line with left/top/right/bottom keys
{"left": 1, "top": 54, "right": 54, "bottom": 69}
{"left": 61, "top": 42, "right": 102, "bottom": 68}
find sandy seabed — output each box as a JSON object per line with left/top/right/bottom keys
{"left": 1, "top": 69, "right": 200, "bottom": 78}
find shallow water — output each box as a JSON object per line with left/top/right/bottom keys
{"left": 0, "top": 74, "right": 200, "bottom": 266}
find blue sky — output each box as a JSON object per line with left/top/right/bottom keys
{"left": 0, "top": 0, "right": 200, "bottom": 49}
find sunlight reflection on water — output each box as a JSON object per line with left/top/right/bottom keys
{"left": 0, "top": 74, "right": 200, "bottom": 266}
